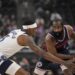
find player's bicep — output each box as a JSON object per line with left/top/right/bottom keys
{"left": 45, "top": 33, "right": 57, "bottom": 54}
{"left": 70, "top": 31, "right": 75, "bottom": 40}
{"left": 67, "top": 25, "right": 75, "bottom": 40}
{"left": 17, "top": 34, "right": 37, "bottom": 48}
{"left": 24, "top": 36, "right": 46, "bottom": 56}
{"left": 17, "top": 34, "right": 29, "bottom": 46}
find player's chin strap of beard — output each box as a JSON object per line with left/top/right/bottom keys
{"left": 53, "top": 30, "right": 63, "bottom": 39}
{"left": 52, "top": 22, "right": 64, "bottom": 39}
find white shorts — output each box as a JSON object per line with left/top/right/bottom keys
{"left": 5, "top": 60, "right": 21, "bottom": 75}
{"left": 60, "top": 64, "right": 68, "bottom": 71}
{"left": 34, "top": 67, "right": 53, "bottom": 75}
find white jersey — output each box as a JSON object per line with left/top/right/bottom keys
{"left": 0, "top": 29, "right": 27, "bottom": 58}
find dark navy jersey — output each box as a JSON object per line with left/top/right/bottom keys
{"left": 37, "top": 26, "right": 70, "bottom": 70}
{"left": 50, "top": 26, "right": 70, "bottom": 54}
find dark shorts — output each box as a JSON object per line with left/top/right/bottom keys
{"left": 57, "top": 48, "right": 70, "bottom": 55}
{"left": 0, "top": 55, "right": 13, "bottom": 75}
{"left": 36, "top": 58, "right": 60, "bottom": 75}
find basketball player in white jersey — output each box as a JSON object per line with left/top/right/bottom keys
{"left": 0, "top": 19, "right": 75, "bottom": 75}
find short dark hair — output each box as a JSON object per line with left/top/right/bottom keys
{"left": 50, "top": 17, "right": 63, "bottom": 26}
{"left": 50, "top": 14, "right": 63, "bottom": 25}
{"left": 23, "top": 18, "right": 35, "bottom": 25}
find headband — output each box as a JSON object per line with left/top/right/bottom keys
{"left": 22, "top": 23, "right": 37, "bottom": 29}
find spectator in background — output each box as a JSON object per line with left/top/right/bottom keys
{"left": 11, "top": 20, "right": 17, "bottom": 30}
{"left": 35, "top": 7, "right": 46, "bottom": 19}
{"left": 50, "top": 12, "right": 62, "bottom": 21}
{"left": 35, "top": 18, "right": 45, "bottom": 45}
{"left": 11, "top": 14, "right": 16, "bottom": 20}
{"left": 3, "top": 19, "right": 17, "bottom": 32}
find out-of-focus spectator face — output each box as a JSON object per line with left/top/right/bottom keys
{"left": 35, "top": 18, "right": 45, "bottom": 35}
{"left": 11, "top": 14, "right": 15, "bottom": 20}
{"left": 2, "top": 15, "right": 10, "bottom": 26}
{"left": 6, "top": 19, "right": 11, "bottom": 25}
{"left": 23, "top": 1, "right": 29, "bottom": 8}
{"left": 4, "top": 15, "right": 9, "bottom": 20}
{"left": 11, "top": 20, "right": 16, "bottom": 25}
{"left": 45, "top": 10, "right": 50, "bottom": 16}
{"left": 11, "top": 20, "right": 17, "bottom": 30}
{"left": 36, "top": 18, "right": 44, "bottom": 27}
{"left": 6, "top": 20, "right": 17, "bottom": 31}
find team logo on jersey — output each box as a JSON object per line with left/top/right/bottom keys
{"left": 36, "top": 62, "right": 42, "bottom": 67}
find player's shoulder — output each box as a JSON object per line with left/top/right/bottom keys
{"left": 10, "top": 29, "right": 26, "bottom": 35}
{"left": 17, "top": 33, "right": 29, "bottom": 46}
{"left": 45, "top": 32, "right": 54, "bottom": 41}
{"left": 64, "top": 25, "right": 73, "bottom": 31}
{"left": 64, "top": 25, "right": 74, "bottom": 39}
{"left": 12, "top": 29, "right": 25, "bottom": 33}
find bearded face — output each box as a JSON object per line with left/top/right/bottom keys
{"left": 52, "top": 20, "right": 63, "bottom": 39}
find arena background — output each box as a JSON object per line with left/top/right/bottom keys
{"left": 0, "top": 0, "right": 75, "bottom": 75}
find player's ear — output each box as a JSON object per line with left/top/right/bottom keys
{"left": 17, "top": 35, "right": 28, "bottom": 46}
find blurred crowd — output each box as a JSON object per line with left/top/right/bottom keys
{"left": 0, "top": 14, "right": 17, "bottom": 31}
{"left": 0, "top": 0, "right": 75, "bottom": 75}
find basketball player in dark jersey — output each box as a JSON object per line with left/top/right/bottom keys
{"left": 34, "top": 17, "right": 75, "bottom": 75}
{"left": 45, "top": 18, "right": 75, "bottom": 75}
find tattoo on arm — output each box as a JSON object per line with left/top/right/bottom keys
{"left": 27, "top": 37, "right": 45, "bottom": 56}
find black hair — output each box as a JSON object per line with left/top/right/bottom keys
{"left": 21, "top": 17, "right": 36, "bottom": 31}
{"left": 50, "top": 17, "right": 63, "bottom": 26}
{"left": 23, "top": 18, "right": 35, "bottom": 25}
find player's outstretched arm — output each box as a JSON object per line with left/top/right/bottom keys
{"left": 17, "top": 34, "right": 70, "bottom": 65}
{"left": 45, "top": 33, "right": 74, "bottom": 60}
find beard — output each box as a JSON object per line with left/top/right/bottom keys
{"left": 52, "top": 30, "right": 63, "bottom": 40}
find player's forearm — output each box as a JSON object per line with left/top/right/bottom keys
{"left": 32, "top": 46, "right": 67, "bottom": 65}
{"left": 28, "top": 43, "right": 66, "bottom": 64}
{"left": 27, "top": 37, "right": 67, "bottom": 65}
{"left": 42, "top": 52, "right": 68, "bottom": 65}
{"left": 54, "top": 53, "right": 73, "bottom": 60}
